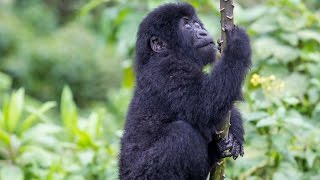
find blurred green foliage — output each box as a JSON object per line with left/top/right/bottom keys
{"left": 0, "top": 0, "right": 320, "bottom": 179}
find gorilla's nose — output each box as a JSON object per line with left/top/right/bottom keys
{"left": 197, "top": 29, "right": 208, "bottom": 38}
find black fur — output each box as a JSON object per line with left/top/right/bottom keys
{"left": 119, "top": 3, "right": 251, "bottom": 179}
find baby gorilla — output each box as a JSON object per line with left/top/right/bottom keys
{"left": 119, "top": 3, "right": 251, "bottom": 180}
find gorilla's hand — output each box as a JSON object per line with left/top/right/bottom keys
{"left": 224, "top": 25, "right": 251, "bottom": 63}
{"left": 217, "top": 132, "right": 244, "bottom": 160}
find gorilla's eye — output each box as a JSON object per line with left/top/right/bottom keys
{"left": 194, "top": 22, "right": 201, "bottom": 29}
{"left": 185, "top": 23, "right": 192, "bottom": 29}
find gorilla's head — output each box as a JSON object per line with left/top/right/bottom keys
{"left": 136, "top": 3, "right": 216, "bottom": 71}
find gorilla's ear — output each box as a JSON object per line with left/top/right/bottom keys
{"left": 150, "top": 37, "right": 167, "bottom": 52}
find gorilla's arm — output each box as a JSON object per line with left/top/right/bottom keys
{"left": 148, "top": 26, "right": 250, "bottom": 138}
{"left": 202, "top": 26, "right": 251, "bottom": 123}
{"left": 230, "top": 107, "right": 244, "bottom": 144}
{"left": 228, "top": 107, "right": 245, "bottom": 159}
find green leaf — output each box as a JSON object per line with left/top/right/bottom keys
{"left": 122, "top": 61, "right": 135, "bottom": 89}
{"left": 284, "top": 110, "right": 312, "bottom": 129}
{"left": 19, "top": 101, "right": 56, "bottom": 134}
{"left": 273, "top": 45, "right": 299, "bottom": 63}
{"left": 61, "top": 86, "right": 78, "bottom": 135}
{"left": 78, "top": 150, "right": 95, "bottom": 166}
{"left": 279, "top": 33, "right": 299, "bottom": 46}
{"left": 246, "top": 111, "right": 269, "bottom": 122}
{"left": 297, "top": 30, "right": 320, "bottom": 44}
{"left": 284, "top": 73, "right": 308, "bottom": 97}
{"left": 3, "top": 88, "right": 25, "bottom": 133}
{"left": 283, "top": 97, "right": 300, "bottom": 105}
{"left": 277, "top": 15, "right": 305, "bottom": 32}
{"left": 237, "top": 5, "right": 268, "bottom": 23}
{"left": 256, "top": 117, "right": 277, "bottom": 127}
{"left": 254, "top": 37, "right": 299, "bottom": 63}
{"left": 0, "top": 129, "right": 10, "bottom": 146}
{"left": 250, "top": 16, "right": 277, "bottom": 34}
{"left": 0, "top": 165, "right": 23, "bottom": 180}
{"left": 254, "top": 37, "right": 278, "bottom": 60}
{"left": 305, "top": 148, "right": 316, "bottom": 168}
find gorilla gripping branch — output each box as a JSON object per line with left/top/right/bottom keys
{"left": 119, "top": 3, "right": 251, "bottom": 180}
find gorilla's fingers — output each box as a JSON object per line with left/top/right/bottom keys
{"left": 233, "top": 144, "right": 241, "bottom": 160}
{"left": 221, "top": 151, "right": 232, "bottom": 158}
{"left": 218, "top": 138, "right": 232, "bottom": 152}
{"left": 240, "top": 145, "right": 244, "bottom": 157}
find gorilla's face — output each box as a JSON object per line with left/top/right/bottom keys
{"left": 147, "top": 7, "right": 216, "bottom": 67}
{"left": 178, "top": 16, "right": 216, "bottom": 66}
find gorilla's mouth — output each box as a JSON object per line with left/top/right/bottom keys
{"left": 197, "top": 41, "right": 215, "bottom": 49}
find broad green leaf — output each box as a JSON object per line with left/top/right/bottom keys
{"left": 307, "top": 87, "right": 319, "bottom": 104}
{"left": 256, "top": 117, "right": 277, "bottom": 127}
{"left": 283, "top": 97, "right": 300, "bottom": 105}
{"left": 0, "top": 165, "right": 23, "bottom": 180}
{"left": 273, "top": 45, "right": 299, "bottom": 63}
{"left": 279, "top": 33, "right": 299, "bottom": 46}
{"left": 300, "top": 51, "right": 320, "bottom": 62}
{"left": 254, "top": 37, "right": 278, "bottom": 60}
{"left": 273, "top": 163, "right": 302, "bottom": 180}
{"left": 297, "top": 30, "right": 320, "bottom": 44}
{"left": 277, "top": 15, "right": 305, "bottom": 32}
{"left": 284, "top": 110, "right": 312, "bottom": 129}
{"left": 254, "top": 37, "right": 299, "bottom": 63}
{"left": 237, "top": 5, "right": 268, "bottom": 23}
{"left": 259, "top": 64, "right": 289, "bottom": 77}
{"left": 250, "top": 16, "right": 277, "bottom": 34}
{"left": 246, "top": 112, "right": 269, "bottom": 122}
{"left": 284, "top": 73, "right": 308, "bottom": 97}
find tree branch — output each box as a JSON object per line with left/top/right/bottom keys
{"left": 209, "top": 0, "right": 234, "bottom": 179}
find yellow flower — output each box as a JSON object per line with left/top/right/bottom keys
{"left": 250, "top": 73, "right": 261, "bottom": 86}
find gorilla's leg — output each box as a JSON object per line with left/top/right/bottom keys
{"left": 132, "top": 121, "right": 210, "bottom": 180}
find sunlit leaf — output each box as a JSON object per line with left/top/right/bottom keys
{"left": 61, "top": 86, "right": 78, "bottom": 136}
{"left": 246, "top": 111, "right": 269, "bottom": 122}
{"left": 297, "top": 30, "right": 320, "bottom": 44}
{"left": 0, "top": 129, "right": 10, "bottom": 146}
{"left": 237, "top": 5, "right": 268, "bottom": 23}
{"left": 250, "top": 16, "right": 277, "bottom": 34}
{"left": 284, "top": 73, "right": 308, "bottom": 97}
{"left": 277, "top": 15, "right": 305, "bottom": 32}
{"left": 284, "top": 110, "right": 312, "bottom": 129}
{"left": 256, "top": 117, "right": 277, "bottom": 127}
{"left": 3, "top": 88, "right": 25, "bottom": 133}
{"left": 279, "top": 33, "right": 299, "bottom": 46}
{"left": 283, "top": 97, "right": 300, "bottom": 105}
